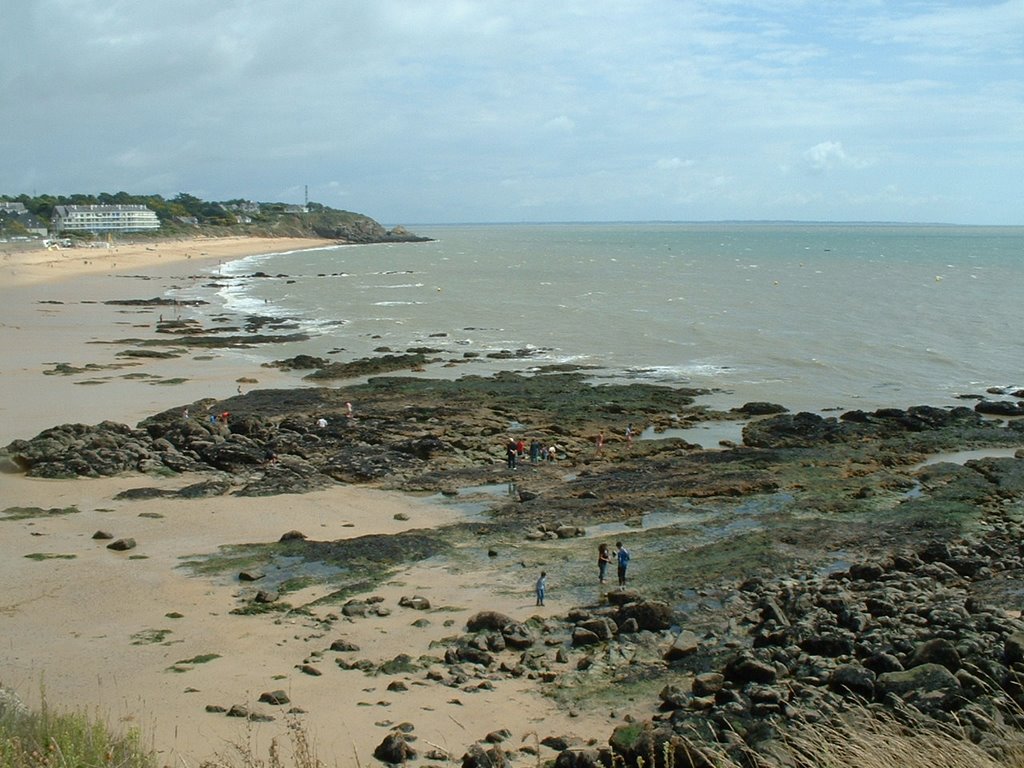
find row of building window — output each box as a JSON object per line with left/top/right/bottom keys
{"left": 52, "top": 205, "right": 161, "bottom": 232}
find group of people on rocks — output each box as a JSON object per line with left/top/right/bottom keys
{"left": 505, "top": 437, "right": 557, "bottom": 469}
{"left": 506, "top": 423, "right": 639, "bottom": 469}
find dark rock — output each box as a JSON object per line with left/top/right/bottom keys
{"left": 863, "top": 652, "right": 904, "bottom": 675}
{"left": 829, "top": 664, "right": 876, "bottom": 698}
{"left": 733, "top": 402, "right": 788, "bottom": 416}
{"left": 975, "top": 400, "right": 1024, "bottom": 416}
{"left": 1005, "top": 633, "right": 1024, "bottom": 664}
{"left": 908, "top": 638, "right": 961, "bottom": 672}
{"left": 330, "top": 638, "right": 360, "bottom": 652}
{"left": 106, "top": 538, "right": 136, "bottom": 551}
{"left": 374, "top": 732, "right": 417, "bottom": 764}
{"left": 467, "top": 611, "right": 515, "bottom": 632}
{"left": 572, "top": 627, "right": 602, "bottom": 647}
{"left": 176, "top": 479, "right": 232, "bottom": 498}
{"left": 848, "top": 561, "right": 885, "bottom": 581}
{"left": 724, "top": 653, "right": 777, "bottom": 684}
{"left": 501, "top": 622, "right": 535, "bottom": 650}
{"left": 576, "top": 617, "right": 617, "bottom": 641}
{"left": 800, "top": 633, "right": 855, "bottom": 658}
{"left": 759, "top": 596, "right": 790, "bottom": 626}
{"left": 615, "top": 599, "right": 675, "bottom": 631}
{"left": 876, "top": 663, "right": 961, "bottom": 701}
{"left": 605, "top": 589, "right": 643, "bottom": 606}
{"left": 398, "top": 595, "right": 431, "bottom": 610}
{"left": 461, "top": 743, "right": 510, "bottom": 768}
{"left": 258, "top": 690, "right": 289, "bottom": 705}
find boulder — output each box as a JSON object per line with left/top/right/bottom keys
{"left": 724, "top": 653, "right": 777, "bottom": 685}
{"left": 374, "top": 732, "right": 417, "bottom": 764}
{"left": 467, "top": 611, "right": 515, "bottom": 632}
{"left": 399, "top": 595, "right": 431, "bottom": 610}
{"left": 572, "top": 627, "right": 602, "bottom": 647}
{"left": 501, "top": 622, "right": 535, "bottom": 649}
{"left": 829, "top": 664, "right": 876, "bottom": 698}
{"left": 461, "top": 743, "right": 510, "bottom": 768}
{"left": 615, "top": 598, "right": 675, "bottom": 631}
{"left": 1005, "top": 632, "right": 1024, "bottom": 664}
{"left": 691, "top": 672, "right": 725, "bottom": 697}
{"left": 908, "top": 638, "right": 961, "bottom": 672}
{"left": 576, "top": 617, "right": 617, "bottom": 641}
{"left": 876, "top": 663, "right": 961, "bottom": 702}
{"left": 258, "top": 690, "right": 289, "bottom": 705}
{"left": 664, "top": 630, "right": 700, "bottom": 662}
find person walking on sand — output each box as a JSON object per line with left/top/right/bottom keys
{"left": 536, "top": 571, "right": 547, "bottom": 606}
{"left": 616, "top": 541, "right": 631, "bottom": 586}
{"left": 598, "top": 543, "right": 613, "bottom": 584}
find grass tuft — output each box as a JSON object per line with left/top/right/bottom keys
{"left": 0, "top": 692, "right": 155, "bottom": 768}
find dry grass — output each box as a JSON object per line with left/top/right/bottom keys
{"left": 780, "top": 706, "right": 1024, "bottom": 768}
{"left": 198, "top": 718, "right": 329, "bottom": 768}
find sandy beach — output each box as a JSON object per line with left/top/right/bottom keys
{"left": 0, "top": 237, "right": 618, "bottom": 766}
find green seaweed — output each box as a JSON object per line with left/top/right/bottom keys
{"left": 130, "top": 628, "right": 172, "bottom": 645}
{"left": 2, "top": 505, "right": 79, "bottom": 521}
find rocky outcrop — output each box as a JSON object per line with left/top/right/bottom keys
{"left": 585, "top": 520, "right": 1024, "bottom": 765}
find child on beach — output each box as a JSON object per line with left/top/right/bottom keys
{"left": 535, "top": 571, "right": 547, "bottom": 606}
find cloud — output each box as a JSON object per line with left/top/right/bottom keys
{"left": 655, "top": 157, "right": 694, "bottom": 171}
{"left": 0, "top": 1, "right": 1020, "bottom": 223}
{"left": 802, "top": 141, "right": 872, "bottom": 172}
{"left": 543, "top": 115, "right": 576, "bottom": 133}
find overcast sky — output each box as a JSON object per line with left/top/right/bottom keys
{"left": 3, "top": 1, "right": 1022, "bottom": 225}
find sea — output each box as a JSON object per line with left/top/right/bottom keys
{"left": 176, "top": 222, "right": 1024, "bottom": 418}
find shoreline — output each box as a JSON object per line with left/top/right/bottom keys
{"left": 1, "top": 235, "right": 339, "bottom": 287}
{"left": 0, "top": 237, "right": 338, "bottom": 445}
{"left": 0, "top": 235, "right": 619, "bottom": 766}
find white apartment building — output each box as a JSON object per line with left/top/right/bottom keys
{"left": 52, "top": 204, "right": 160, "bottom": 233}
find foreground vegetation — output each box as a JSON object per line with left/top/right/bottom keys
{"left": 0, "top": 693, "right": 153, "bottom": 768}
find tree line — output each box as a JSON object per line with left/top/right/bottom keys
{"left": 0, "top": 192, "right": 325, "bottom": 227}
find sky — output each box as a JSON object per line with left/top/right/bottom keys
{"left": 2, "top": 1, "right": 1023, "bottom": 225}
